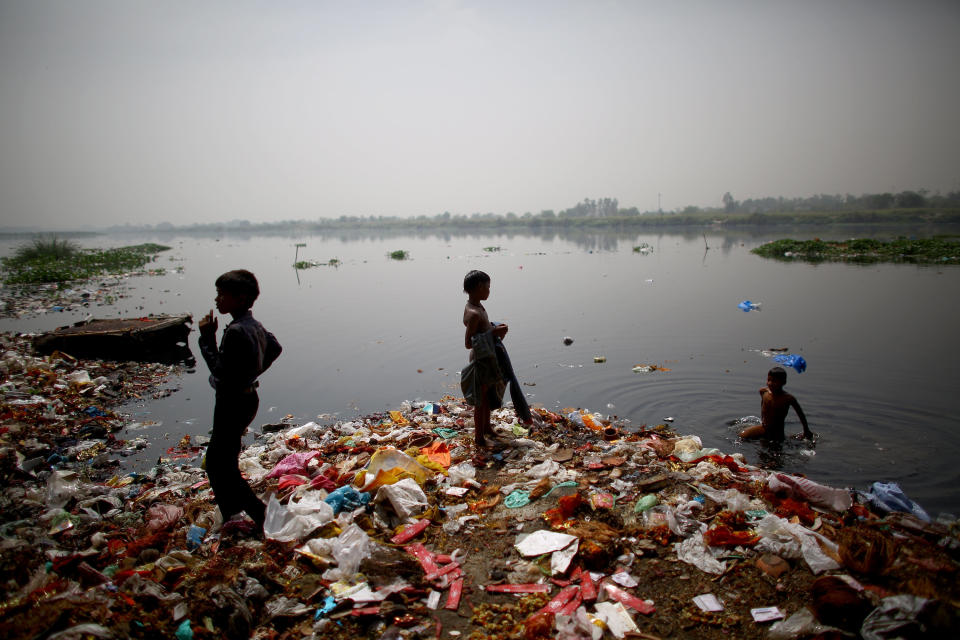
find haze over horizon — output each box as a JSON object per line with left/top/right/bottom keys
{"left": 2, "top": 1, "right": 959, "bottom": 231}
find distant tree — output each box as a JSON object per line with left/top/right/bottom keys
{"left": 865, "top": 193, "right": 894, "bottom": 210}
{"left": 722, "top": 192, "right": 737, "bottom": 213}
{"left": 894, "top": 190, "right": 926, "bottom": 208}
{"left": 539, "top": 209, "right": 556, "bottom": 219}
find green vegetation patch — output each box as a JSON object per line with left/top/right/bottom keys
{"left": 294, "top": 258, "right": 341, "bottom": 270}
{"left": 388, "top": 249, "right": 410, "bottom": 260}
{"left": 752, "top": 236, "right": 960, "bottom": 264}
{"left": 1, "top": 238, "right": 172, "bottom": 284}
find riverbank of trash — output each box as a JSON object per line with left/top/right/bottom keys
{"left": 1, "top": 332, "right": 959, "bottom": 639}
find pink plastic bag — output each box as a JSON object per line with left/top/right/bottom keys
{"left": 265, "top": 451, "right": 320, "bottom": 479}
{"left": 146, "top": 504, "right": 183, "bottom": 531}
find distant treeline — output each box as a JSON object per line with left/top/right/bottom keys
{"left": 106, "top": 190, "right": 960, "bottom": 233}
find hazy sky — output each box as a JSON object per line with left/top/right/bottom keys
{"left": 2, "top": 1, "right": 959, "bottom": 229}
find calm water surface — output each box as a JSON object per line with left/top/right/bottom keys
{"left": 3, "top": 228, "right": 959, "bottom": 516}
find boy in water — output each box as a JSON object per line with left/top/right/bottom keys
{"left": 462, "top": 270, "right": 509, "bottom": 448}
{"left": 740, "top": 366, "right": 812, "bottom": 441}
{"left": 199, "top": 269, "right": 282, "bottom": 536}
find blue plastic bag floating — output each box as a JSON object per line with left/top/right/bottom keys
{"left": 864, "top": 481, "right": 931, "bottom": 522}
{"left": 773, "top": 354, "right": 807, "bottom": 373}
{"left": 738, "top": 300, "right": 761, "bottom": 312}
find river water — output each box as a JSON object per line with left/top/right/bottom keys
{"left": 3, "top": 226, "right": 959, "bottom": 516}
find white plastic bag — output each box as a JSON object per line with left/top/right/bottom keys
{"left": 754, "top": 514, "right": 839, "bottom": 574}
{"left": 373, "top": 477, "right": 428, "bottom": 520}
{"left": 768, "top": 608, "right": 844, "bottom": 640}
{"left": 263, "top": 491, "right": 334, "bottom": 542}
{"left": 447, "top": 461, "right": 477, "bottom": 485}
{"left": 525, "top": 459, "right": 561, "bottom": 479}
{"left": 674, "top": 532, "right": 726, "bottom": 574}
{"left": 46, "top": 470, "right": 79, "bottom": 509}
{"left": 320, "top": 523, "right": 373, "bottom": 581}
{"left": 696, "top": 484, "right": 752, "bottom": 511}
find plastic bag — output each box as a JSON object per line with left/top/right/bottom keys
{"left": 374, "top": 477, "right": 429, "bottom": 520}
{"left": 321, "top": 523, "right": 373, "bottom": 581}
{"left": 675, "top": 532, "right": 727, "bottom": 575}
{"left": 768, "top": 472, "right": 852, "bottom": 512}
{"left": 862, "top": 482, "right": 930, "bottom": 522}
{"left": 263, "top": 595, "right": 313, "bottom": 620}
{"left": 47, "top": 624, "right": 114, "bottom": 640}
{"left": 355, "top": 448, "right": 435, "bottom": 489}
{"left": 754, "top": 514, "right": 839, "bottom": 574}
{"left": 672, "top": 436, "right": 721, "bottom": 462}
{"left": 860, "top": 594, "right": 932, "bottom": 640}
{"left": 46, "top": 470, "right": 79, "bottom": 509}
{"left": 566, "top": 410, "right": 604, "bottom": 430}
{"left": 773, "top": 354, "right": 807, "bottom": 373}
{"left": 419, "top": 440, "right": 451, "bottom": 468}
{"left": 447, "top": 461, "right": 477, "bottom": 485}
{"left": 323, "top": 485, "right": 371, "bottom": 515}
{"left": 634, "top": 494, "right": 658, "bottom": 513}
{"left": 525, "top": 459, "right": 561, "bottom": 479}
{"left": 186, "top": 525, "right": 206, "bottom": 550}
{"left": 280, "top": 421, "right": 326, "bottom": 439}
{"left": 265, "top": 451, "right": 319, "bottom": 479}
{"left": 146, "top": 504, "right": 183, "bottom": 532}
{"left": 263, "top": 492, "right": 334, "bottom": 542}
{"left": 697, "top": 485, "right": 752, "bottom": 512}
{"left": 643, "top": 504, "right": 702, "bottom": 537}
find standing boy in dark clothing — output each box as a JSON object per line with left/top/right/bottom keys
{"left": 462, "top": 270, "right": 531, "bottom": 448}
{"left": 198, "top": 269, "right": 282, "bottom": 534}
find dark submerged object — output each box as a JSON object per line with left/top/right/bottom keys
{"left": 33, "top": 314, "right": 193, "bottom": 361}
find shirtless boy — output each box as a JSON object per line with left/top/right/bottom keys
{"left": 739, "top": 367, "right": 812, "bottom": 441}
{"left": 463, "top": 270, "right": 508, "bottom": 448}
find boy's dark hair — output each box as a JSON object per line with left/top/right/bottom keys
{"left": 463, "top": 270, "right": 490, "bottom": 293}
{"left": 768, "top": 366, "right": 787, "bottom": 383}
{"left": 216, "top": 269, "right": 260, "bottom": 306}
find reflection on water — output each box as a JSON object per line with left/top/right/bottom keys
{"left": 2, "top": 225, "right": 959, "bottom": 515}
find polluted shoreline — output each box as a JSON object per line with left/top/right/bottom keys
{"left": 1, "top": 331, "right": 959, "bottom": 640}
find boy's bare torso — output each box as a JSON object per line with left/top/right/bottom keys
{"left": 760, "top": 387, "right": 795, "bottom": 440}
{"left": 463, "top": 301, "right": 492, "bottom": 355}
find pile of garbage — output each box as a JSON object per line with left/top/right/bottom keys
{"left": 0, "top": 278, "right": 141, "bottom": 319}
{"left": 0, "top": 332, "right": 185, "bottom": 475}
{"left": 2, "top": 343, "right": 959, "bottom": 639}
